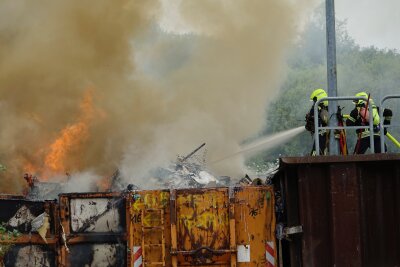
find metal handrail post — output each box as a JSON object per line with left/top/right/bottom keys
{"left": 380, "top": 95, "right": 400, "bottom": 152}
{"left": 368, "top": 99, "right": 375, "bottom": 154}
{"left": 313, "top": 96, "right": 374, "bottom": 155}
{"left": 326, "top": 0, "right": 339, "bottom": 155}
{"left": 313, "top": 103, "right": 320, "bottom": 155}
{"left": 313, "top": 97, "right": 340, "bottom": 155}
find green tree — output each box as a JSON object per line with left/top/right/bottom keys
{"left": 248, "top": 6, "right": 400, "bottom": 169}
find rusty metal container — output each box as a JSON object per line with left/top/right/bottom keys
{"left": 59, "top": 192, "right": 127, "bottom": 267}
{"left": 127, "top": 186, "right": 276, "bottom": 267}
{"left": 0, "top": 196, "right": 58, "bottom": 267}
{"left": 127, "top": 189, "right": 171, "bottom": 267}
{"left": 1, "top": 186, "right": 275, "bottom": 266}
{"left": 234, "top": 186, "right": 276, "bottom": 267}
{"left": 276, "top": 154, "right": 400, "bottom": 267}
{"left": 2, "top": 244, "right": 57, "bottom": 267}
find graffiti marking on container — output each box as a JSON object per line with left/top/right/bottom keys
{"left": 131, "top": 213, "right": 141, "bottom": 223}
{"left": 142, "top": 213, "right": 161, "bottom": 227}
{"left": 249, "top": 208, "right": 259, "bottom": 217}
{"left": 70, "top": 198, "right": 121, "bottom": 232}
{"left": 132, "top": 201, "right": 144, "bottom": 211}
{"left": 180, "top": 211, "right": 228, "bottom": 231}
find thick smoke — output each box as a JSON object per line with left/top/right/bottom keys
{"left": 0, "top": 0, "right": 316, "bottom": 192}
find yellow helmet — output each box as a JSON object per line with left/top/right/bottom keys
{"left": 310, "top": 88, "right": 328, "bottom": 106}
{"left": 354, "top": 91, "right": 369, "bottom": 105}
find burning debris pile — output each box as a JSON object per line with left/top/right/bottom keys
{"left": 149, "top": 143, "right": 227, "bottom": 189}
{"left": 154, "top": 157, "right": 221, "bottom": 189}
{"left": 125, "top": 143, "right": 230, "bottom": 188}
{"left": 24, "top": 172, "right": 104, "bottom": 201}
{"left": 23, "top": 174, "right": 65, "bottom": 200}
{"left": 21, "top": 142, "right": 282, "bottom": 201}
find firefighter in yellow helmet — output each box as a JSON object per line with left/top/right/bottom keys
{"left": 305, "top": 88, "right": 329, "bottom": 155}
{"left": 346, "top": 91, "right": 391, "bottom": 153}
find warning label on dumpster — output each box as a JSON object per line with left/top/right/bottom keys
{"left": 237, "top": 245, "right": 250, "bottom": 262}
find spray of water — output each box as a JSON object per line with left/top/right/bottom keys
{"left": 212, "top": 126, "right": 305, "bottom": 165}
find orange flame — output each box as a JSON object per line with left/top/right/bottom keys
{"left": 44, "top": 122, "right": 89, "bottom": 174}
{"left": 42, "top": 90, "right": 95, "bottom": 178}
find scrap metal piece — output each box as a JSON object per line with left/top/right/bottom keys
{"left": 238, "top": 174, "right": 252, "bottom": 186}
{"left": 31, "top": 212, "right": 50, "bottom": 243}
{"left": 179, "top": 143, "right": 206, "bottom": 163}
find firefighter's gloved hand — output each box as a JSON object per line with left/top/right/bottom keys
{"left": 383, "top": 108, "right": 392, "bottom": 126}
{"left": 305, "top": 113, "right": 314, "bottom": 133}
{"left": 334, "top": 129, "right": 341, "bottom": 139}
{"left": 350, "top": 108, "right": 362, "bottom": 125}
{"left": 383, "top": 108, "right": 393, "bottom": 117}
{"left": 349, "top": 107, "right": 359, "bottom": 118}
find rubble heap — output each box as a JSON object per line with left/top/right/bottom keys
{"left": 23, "top": 143, "right": 278, "bottom": 200}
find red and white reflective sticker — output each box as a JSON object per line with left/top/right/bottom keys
{"left": 265, "top": 241, "right": 276, "bottom": 267}
{"left": 133, "top": 246, "right": 143, "bottom": 267}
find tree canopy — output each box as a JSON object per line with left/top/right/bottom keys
{"left": 250, "top": 7, "right": 400, "bottom": 168}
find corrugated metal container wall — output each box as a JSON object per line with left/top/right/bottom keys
{"left": 127, "top": 186, "right": 276, "bottom": 267}
{"left": 277, "top": 154, "right": 400, "bottom": 267}
{"left": 59, "top": 192, "right": 127, "bottom": 267}
{"left": 0, "top": 196, "right": 58, "bottom": 267}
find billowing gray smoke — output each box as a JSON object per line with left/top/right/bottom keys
{"left": 0, "top": 0, "right": 317, "bottom": 192}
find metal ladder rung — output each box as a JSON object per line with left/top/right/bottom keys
{"left": 144, "top": 244, "right": 164, "bottom": 247}
{"left": 142, "top": 226, "right": 164, "bottom": 230}
{"left": 145, "top": 208, "right": 164, "bottom": 212}
{"left": 141, "top": 208, "right": 166, "bottom": 267}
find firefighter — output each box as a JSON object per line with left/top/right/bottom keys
{"left": 305, "top": 88, "right": 329, "bottom": 155}
{"left": 346, "top": 92, "right": 391, "bottom": 154}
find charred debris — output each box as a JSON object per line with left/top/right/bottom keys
{"left": 23, "top": 143, "right": 279, "bottom": 201}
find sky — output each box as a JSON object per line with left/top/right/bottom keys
{"left": 159, "top": 0, "right": 400, "bottom": 50}
{"left": 335, "top": 0, "right": 400, "bottom": 50}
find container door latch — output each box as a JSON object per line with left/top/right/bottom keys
{"left": 276, "top": 223, "right": 303, "bottom": 241}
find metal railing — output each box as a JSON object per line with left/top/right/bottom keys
{"left": 313, "top": 96, "right": 375, "bottom": 155}
{"left": 379, "top": 95, "right": 400, "bottom": 152}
